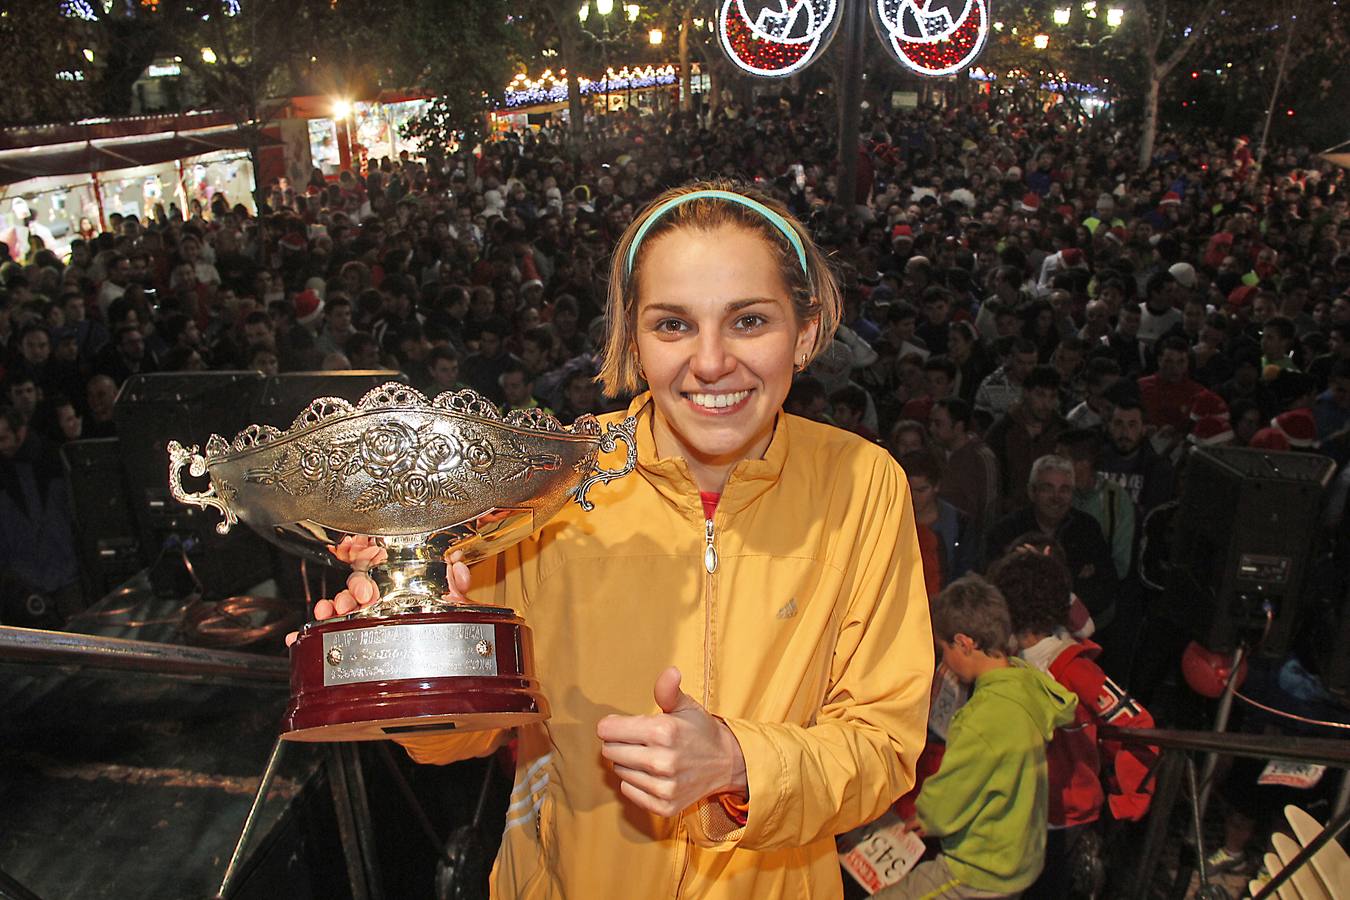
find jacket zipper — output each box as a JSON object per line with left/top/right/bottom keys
{"left": 676, "top": 514, "right": 719, "bottom": 899}
{"left": 701, "top": 515, "right": 717, "bottom": 707}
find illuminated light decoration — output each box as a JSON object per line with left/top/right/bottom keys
{"left": 717, "top": 0, "right": 841, "bottom": 78}
{"left": 503, "top": 65, "right": 679, "bottom": 108}
{"left": 1105, "top": 7, "right": 1123, "bottom": 27}
{"left": 62, "top": 0, "right": 99, "bottom": 20}
{"left": 872, "top": 0, "right": 992, "bottom": 78}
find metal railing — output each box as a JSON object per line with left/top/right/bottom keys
{"left": 0, "top": 625, "right": 289, "bottom": 686}
{"left": 1100, "top": 725, "right": 1350, "bottom": 900}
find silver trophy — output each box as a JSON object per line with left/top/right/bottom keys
{"left": 168, "top": 382, "right": 636, "bottom": 741}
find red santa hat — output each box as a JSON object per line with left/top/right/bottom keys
{"left": 1061, "top": 248, "right": 1085, "bottom": 267}
{"left": 1249, "top": 427, "right": 1290, "bottom": 452}
{"left": 1270, "top": 408, "right": 1317, "bottom": 448}
{"left": 1188, "top": 415, "right": 1234, "bottom": 447}
{"left": 891, "top": 223, "right": 914, "bottom": 240}
{"left": 293, "top": 289, "right": 324, "bottom": 328}
{"left": 1017, "top": 193, "right": 1041, "bottom": 213}
{"left": 1159, "top": 191, "right": 1182, "bottom": 207}
{"left": 1189, "top": 389, "right": 1229, "bottom": 422}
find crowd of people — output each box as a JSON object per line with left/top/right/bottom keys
{"left": 1, "top": 89, "right": 1348, "bottom": 893}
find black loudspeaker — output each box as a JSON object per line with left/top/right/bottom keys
{"left": 60, "top": 438, "right": 141, "bottom": 597}
{"left": 250, "top": 370, "right": 406, "bottom": 429}
{"left": 1168, "top": 446, "right": 1335, "bottom": 657}
{"left": 113, "top": 371, "right": 272, "bottom": 597}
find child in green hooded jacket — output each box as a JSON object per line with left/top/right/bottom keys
{"left": 878, "top": 575, "right": 1077, "bottom": 900}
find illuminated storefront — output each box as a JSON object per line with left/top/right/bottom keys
{"left": 0, "top": 116, "right": 263, "bottom": 259}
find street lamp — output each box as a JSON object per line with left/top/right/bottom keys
{"left": 580, "top": 0, "right": 641, "bottom": 121}
{"left": 1033, "top": 33, "right": 1050, "bottom": 49}
{"left": 1052, "top": 8, "right": 1071, "bottom": 26}
{"left": 649, "top": 28, "right": 663, "bottom": 45}
{"left": 1106, "top": 7, "right": 1124, "bottom": 27}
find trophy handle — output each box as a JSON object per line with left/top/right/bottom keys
{"left": 167, "top": 440, "right": 238, "bottom": 535}
{"left": 571, "top": 415, "right": 638, "bottom": 511}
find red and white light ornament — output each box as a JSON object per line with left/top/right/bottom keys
{"left": 718, "top": 0, "right": 842, "bottom": 77}
{"left": 871, "top": 0, "right": 991, "bottom": 77}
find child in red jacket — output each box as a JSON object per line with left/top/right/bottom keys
{"left": 987, "top": 549, "right": 1158, "bottom": 900}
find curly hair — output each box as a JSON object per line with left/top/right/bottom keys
{"left": 986, "top": 549, "right": 1073, "bottom": 637}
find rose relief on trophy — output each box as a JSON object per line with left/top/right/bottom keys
{"left": 167, "top": 382, "right": 636, "bottom": 741}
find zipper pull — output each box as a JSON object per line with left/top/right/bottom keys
{"left": 704, "top": 518, "right": 718, "bottom": 574}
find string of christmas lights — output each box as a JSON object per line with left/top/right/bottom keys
{"left": 503, "top": 65, "right": 679, "bottom": 109}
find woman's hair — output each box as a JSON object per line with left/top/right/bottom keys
{"left": 598, "top": 179, "right": 841, "bottom": 397}
{"left": 986, "top": 549, "right": 1073, "bottom": 636}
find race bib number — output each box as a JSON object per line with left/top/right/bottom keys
{"left": 838, "top": 811, "right": 926, "bottom": 894}
{"left": 1258, "top": 760, "right": 1326, "bottom": 790}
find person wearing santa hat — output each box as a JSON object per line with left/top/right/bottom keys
{"left": 292, "top": 289, "right": 325, "bottom": 336}
{"left": 1035, "top": 246, "right": 1087, "bottom": 297}
{"left": 1265, "top": 407, "right": 1319, "bottom": 450}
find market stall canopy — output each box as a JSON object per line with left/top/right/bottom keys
{"left": 1322, "top": 153, "right": 1350, "bottom": 170}
{"left": 0, "top": 125, "right": 278, "bottom": 186}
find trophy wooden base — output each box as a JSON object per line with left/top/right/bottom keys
{"left": 282, "top": 607, "right": 548, "bottom": 742}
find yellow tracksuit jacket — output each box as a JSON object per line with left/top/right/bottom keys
{"left": 399, "top": 393, "right": 933, "bottom": 898}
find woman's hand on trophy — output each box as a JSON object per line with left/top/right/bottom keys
{"left": 284, "top": 571, "right": 380, "bottom": 646}
{"left": 283, "top": 550, "right": 473, "bottom": 647}
{"left": 327, "top": 535, "right": 388, "bottom": 573}
{"left": 440, "top": 549, "right": 472, "bottom": 604}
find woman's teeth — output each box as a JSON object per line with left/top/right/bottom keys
{"left": 687, "top": 390, "right": 750, "bottom": 409}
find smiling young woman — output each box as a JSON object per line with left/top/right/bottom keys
{"left": 314, "top": 181, "right": 934, "bottom": 900}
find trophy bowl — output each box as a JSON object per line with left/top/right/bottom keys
{"left": 168, "top": 382, "right": 636, "bottom": 741}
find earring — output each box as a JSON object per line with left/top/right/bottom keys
{"left": 794, "top": 354, "right": 807, "bottom": 372}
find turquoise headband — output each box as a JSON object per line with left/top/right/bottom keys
{"left": 624, "top": 189, "right": 810, "bottom": 282}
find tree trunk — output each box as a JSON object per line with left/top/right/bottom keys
{"left": 708, "top": 62, "right": 722, "bottom": 122}
{"left": 1138, "top": 71, "right": 1161, "bottom": 170}
{"left": 558, "top": 21, "right": 585, "bottom": 142}
{"left": 679, "top": 8, "right": 692, "bottom": 112}
{"left": 836, "top": 0, "right": 866, "bottom": 210}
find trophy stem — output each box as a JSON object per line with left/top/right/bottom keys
{"left": 362, "top": 548, "right": 450, "bottom": 615}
